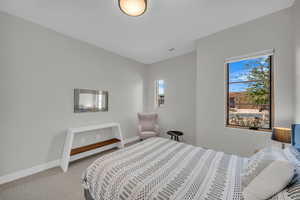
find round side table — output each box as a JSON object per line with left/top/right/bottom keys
{"left": 167, "top": 130, "right": 184, "bottom": 142}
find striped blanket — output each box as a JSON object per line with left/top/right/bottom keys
{"left": 82, "top": 137, "right": 245, "bottom": 200}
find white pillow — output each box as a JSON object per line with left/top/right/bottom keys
{"left": 269, "top": 174, "right": 300, "bottom": 200}
{"left": 243, "top": 147, "right": 278, "bottom": 172}
{"left": 242, "top": 147, "right": 294, "bottom": 200}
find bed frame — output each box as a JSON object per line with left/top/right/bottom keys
{"left": 84, "top": 189, "right": 94, "bottom": 200}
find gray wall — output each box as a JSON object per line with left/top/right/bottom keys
{"left": 146, "top": 53, "right": 197, "bottom": 145}
{"left": 0, "top": 12, "right": 147, "bottom": 176}
{"left": 1, "top": 2, "right": 299, "bottom": 178}
{"left": 196, "top": 8, "right": 294, "bottom": 156}
{"left": 294, "top": 0, "right": 300, "bottom": 122}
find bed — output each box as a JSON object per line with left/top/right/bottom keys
{"left": 82, "top": 137, "right": 246, "bottom": 200}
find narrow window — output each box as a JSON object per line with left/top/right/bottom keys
{"left": 226, "top": 54, "right": 273, "bottom": 131}
{"left": 155, "top": 80, "right": 165, "bottom": 107}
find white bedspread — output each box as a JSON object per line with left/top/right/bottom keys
{"left": 82, "top": 137, "right": 245, "bottom": 200}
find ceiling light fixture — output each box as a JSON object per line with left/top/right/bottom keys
{"left": 118, "top": 0, "right": 147, "bottom": 17}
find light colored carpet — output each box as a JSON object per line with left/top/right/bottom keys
{"left": 0, "top": 142, "right": 138, "bottom": 200}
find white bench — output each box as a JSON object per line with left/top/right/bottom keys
{"left": 61, "top": 122, "right": 124, "bottom": 172}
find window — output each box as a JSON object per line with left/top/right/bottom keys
{"left": 155, "top": 80, "right": 165, "bottom": 107}
{"left": 226, "top": 54, "right": 273, "bottom": 130}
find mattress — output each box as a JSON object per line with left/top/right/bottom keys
{"left": 82, "top": 137, "right": 245, "bottom": 200}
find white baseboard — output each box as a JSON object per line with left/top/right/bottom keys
{"left": 0, "top": 159, "right": 60, "bottom": 185}
{"left": 0, "top": 136, "right": 139, "bottom": 185}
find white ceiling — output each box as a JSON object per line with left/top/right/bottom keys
{"left": 0, "top": 0, "right": 295, "bottom": 64}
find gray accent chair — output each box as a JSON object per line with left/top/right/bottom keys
{"left": 137, "top": 113, "right": 160, "bottom": 140}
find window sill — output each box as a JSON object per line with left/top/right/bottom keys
{"left": 225, "top": 125, "right": 272, "bottom": 133}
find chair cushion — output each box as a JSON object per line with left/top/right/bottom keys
{"left": 141, "top": 121, "right": 155, "bottom": 131}
{"left": 138, "top": 113, "right": 158, "bottom": 132}
{"left": 242, "top": 147, "right": 294, "bottom": 200}
{"left": 140, "top": 131, "right": 158, "bottom": 139}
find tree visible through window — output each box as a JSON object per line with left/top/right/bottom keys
{"left": 226, "top": 55, "right": 272, "bottom": 130}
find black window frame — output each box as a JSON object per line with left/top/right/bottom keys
{"left": 225, "top": 55, "right": 273, "bottom": 131}
{"left": 155, "top": 80, "right": 165, "bottom": 107}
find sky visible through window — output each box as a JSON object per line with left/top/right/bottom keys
{"left": 158, "top": 80, "right": 165, "bottom": 95}
{"left": 229, "top": 56, "right": 269, "bottom": 92}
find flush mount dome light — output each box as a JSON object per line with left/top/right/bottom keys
{"left": 118, "top": 0, "right": 147, "bottom": 17}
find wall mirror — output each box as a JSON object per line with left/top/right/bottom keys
{"left": 74, "top": 89, "right": 108, "bottom": 113}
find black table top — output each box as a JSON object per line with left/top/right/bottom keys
{"left": 167, "top": 130, "right": 183, "bottom": 136}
